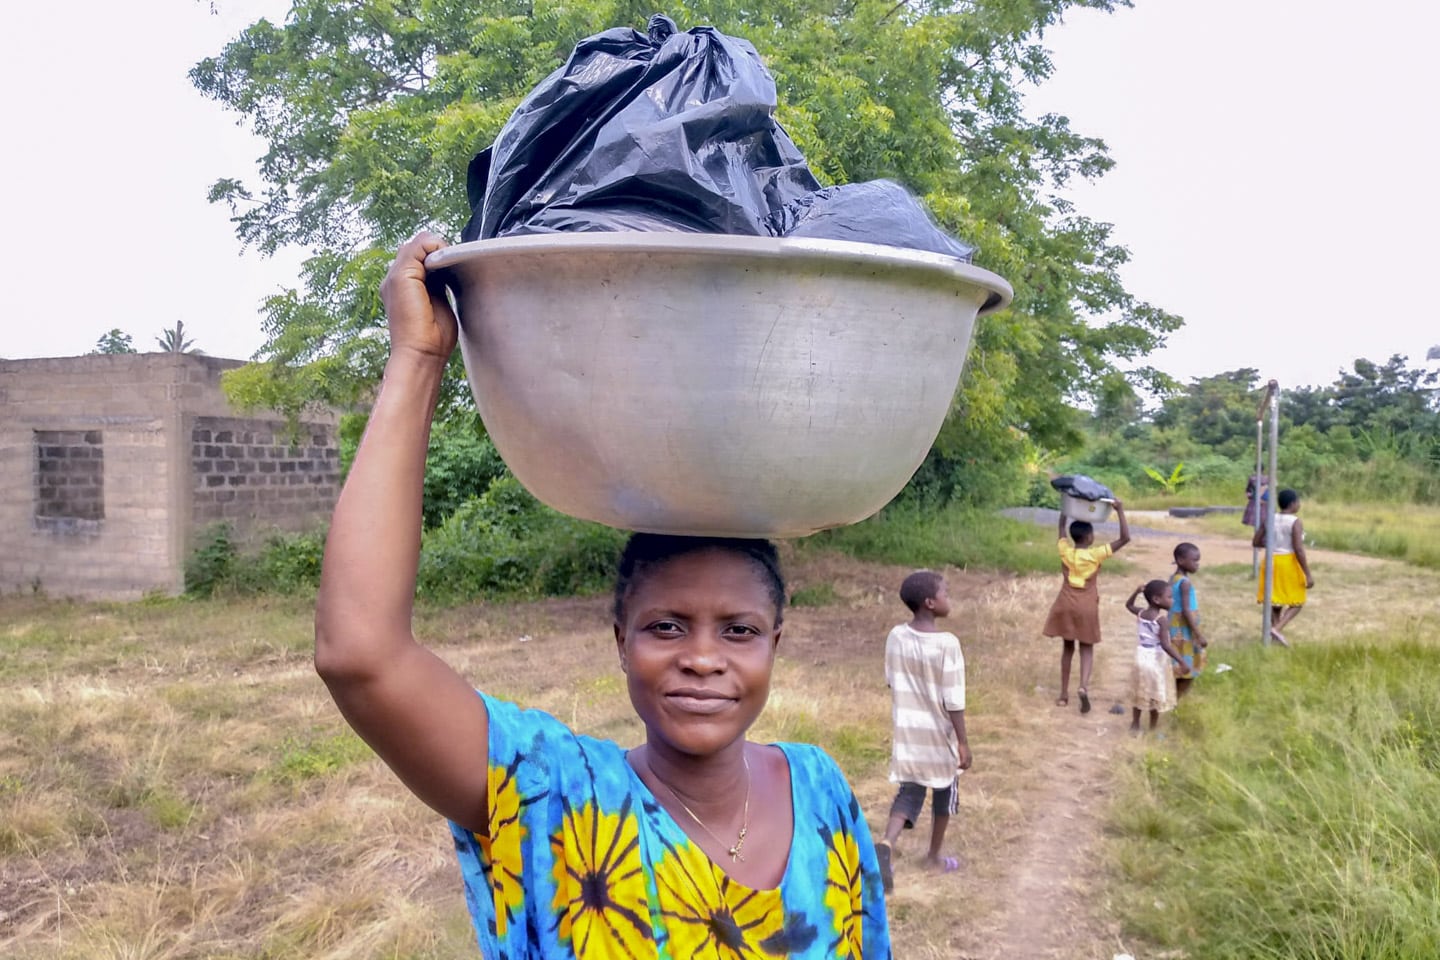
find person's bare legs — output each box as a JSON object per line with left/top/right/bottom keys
{"left": 1077, "top": 642, "right": 1095, "bottom": 713}
{"left": 924, "top": 813, "right": 950, "bottom": 865}
{"left": 1149, "top": 708, "right": 1159, "bottom": 730}
{"left": 877, "top": 810, "right": 908, "bottom": 892}
{"left": 1270, "top": 605, "right": 1301, "bottom": 645}
{"left": 1130, "top": 707, "right": 1142, "bottom": 733}
{"left": 1058, "top": 639, "right": 1076, "bottom": 705}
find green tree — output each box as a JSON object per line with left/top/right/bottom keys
{"left": 193, "top": 0, "right": 1180, "bottom": 500}
{"left": 1152, "top": 368, "right": 1262, "bottom": 455}
{"left": 1330, "top": 354, "right": 1438, "bottom": 438}
{"left": 155, "top": 320, "right": 203, "bottom": 354}
{"left": 91, "top": 329, "right": 137, "bottom": 354}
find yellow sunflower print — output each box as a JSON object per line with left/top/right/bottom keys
{"left": 653, "top": 836, "right": 786, "bottom": 959}
{"left": 823, "top": 828, "right": 864, "bottom": 959}
{"left": 550, "top": 794, "right": 657, "bottom": 959}
{"left": 480, "top": 758, "right": 528, "bottom": 937}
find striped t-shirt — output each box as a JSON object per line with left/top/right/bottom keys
{"left": 884, "top": 624, "right": 966, "bottom": 788}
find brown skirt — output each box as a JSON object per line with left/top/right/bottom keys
{"left": 1043, "top": 576, "right": 1103, "bottom": 644}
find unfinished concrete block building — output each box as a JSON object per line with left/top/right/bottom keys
{"left": 0, "top": 354, "right": 341, "bottom": 600}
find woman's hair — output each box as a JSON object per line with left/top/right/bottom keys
{"left": 1143, "top": 579, "right": 1170, "bottom": 604}
{"left": 612, "top": 534, "right": 786, "bottom": 625}
{"left": 1068, "top": 520, "right": 1094, "bottom": 543}
{"left": 1277, "top": 488, "right": 1299, "bottom": 510}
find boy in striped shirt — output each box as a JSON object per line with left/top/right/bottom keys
{"left": 875, "top": 570, "right": 972, "bottom": 892}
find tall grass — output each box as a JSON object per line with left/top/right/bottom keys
{"left": 1165, "top": 501, "right": 1440, "bottom": 570}
{"left": 799, "top": 501, "right": 1057, "bottom": 573}
{"left": 1110, "top": 632, "right": 1440, "bottom": 958}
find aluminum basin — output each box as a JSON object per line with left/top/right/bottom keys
{"left": 427, "top": 233, "right": 1012, "bottom": 539}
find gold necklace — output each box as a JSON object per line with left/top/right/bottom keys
{"left": 644, "top": 750, "right": 752, "bottom": 862}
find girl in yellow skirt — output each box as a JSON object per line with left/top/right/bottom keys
{"left": 1253, "top": 488, "right": 1314, "bottom": 645}
{"left": 1043, "top": 500, "right": 1130, "bottom": 713}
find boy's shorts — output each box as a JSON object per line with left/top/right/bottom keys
{"left": 889, "top": 777, "right": 959, "bottom": 829}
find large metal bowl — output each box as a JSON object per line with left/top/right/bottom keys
{"left": 427, "top": 233, "right": 1012, "bottom": 538}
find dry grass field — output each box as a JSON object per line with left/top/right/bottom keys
{"left": 2, "top": 523, "right": 1434, "bottom": 959}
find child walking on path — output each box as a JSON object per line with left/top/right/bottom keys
{"left": 1253, "top": 489, "right": 1314, "bottom": 646}
{"left": 1125, "top": 580, "right": 1187, "bottom": 733}
{"left": 1043, "top": 501, "right": 1130, "bottom": 713}
{"left": 877, "top": 571, "right": 972, "bottom": 893}
{"left": 1169, "top": 542, "right": 1207, "bottom": 698}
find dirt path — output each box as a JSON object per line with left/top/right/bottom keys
{"left": 961, "top": 524, "right": 1232, "bottom": 959}
{"left": 958, "top": 512, "right": 1394, "bottom": 959}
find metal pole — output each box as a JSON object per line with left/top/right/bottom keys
{"left": 1261, "top": 380, "right": 1279, "bottom": 646}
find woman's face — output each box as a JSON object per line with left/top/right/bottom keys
{"left": 615, "top": 549, "right": 781, "bottom": 758}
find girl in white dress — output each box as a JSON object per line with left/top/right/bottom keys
{"left": 1124, "top": 580, "right": 1188, "bottom": 734}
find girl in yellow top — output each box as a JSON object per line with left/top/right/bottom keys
{"left": 1042, "top": 501, "right": 1130, "bottom": 713}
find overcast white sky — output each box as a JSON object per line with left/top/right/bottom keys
{"left": 3, "top": 1, "right": 1436, "bottom": 391}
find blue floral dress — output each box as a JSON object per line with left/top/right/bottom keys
{"left": 451, "top": 695, "right": 892, "bottom": 960}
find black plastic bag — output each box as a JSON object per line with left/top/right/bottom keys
{"left": 462, "top": 15, "right": 974, "bottom": 261}
{"left": 1050, "top": 474, "right": 1114, "bottom": 502}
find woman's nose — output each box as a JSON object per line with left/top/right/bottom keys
{"left": 677, "top": 630, "right": 725, "bottom": 674}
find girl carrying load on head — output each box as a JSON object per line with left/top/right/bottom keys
{"left": 1042, "top": 501, "right": 1130, "bottom": 713}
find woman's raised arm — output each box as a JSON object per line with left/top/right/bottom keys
{"left": 314, "top": 232, "right": 491, "bottom": 833}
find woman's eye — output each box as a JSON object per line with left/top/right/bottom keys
{"left": 725, "top": 624, "right": 760, "bottom": 640}
{"left": 648, "top": 620, "right": 683, "bottom": 635}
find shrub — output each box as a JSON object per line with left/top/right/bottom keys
{"left": 416, "top": 476, "right": 626, "bottom": 602}
{"left": 185, "top": 524, "right": 240, "bottom": 597}
{"left": 422, "top": 421, "right": 506, "bottom": 528}
{"left": 185, "top": 524, "right": 327, "bottom": 597}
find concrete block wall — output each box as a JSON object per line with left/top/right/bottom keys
{"left": 190, "top": 417, "right": 341, "bottom": 537}
{"left": 0, "top": 354, "right": 340, "bottom": 600}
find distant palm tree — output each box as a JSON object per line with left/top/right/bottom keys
{"left": 155, "top": 320, "right": 202, "bottom": 354}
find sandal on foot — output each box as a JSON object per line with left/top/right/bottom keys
{"left": 1055, "top": 697, "right": 1069, "bottom": 707}
{"left": 1079, "top": 689, "right": 1092, "bottom": 714}
{"left": 877, "top": 842, "right": 894, "bottom": 893}
{"left": 927, "top": 855, "right": 960, "bottom": 874}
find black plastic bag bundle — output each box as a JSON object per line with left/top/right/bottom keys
{"left": 462, "top": 14, "right": 975, "bottom": 261}
{"left": 1050, "top": 475, "right": 1114, "bottom": 502}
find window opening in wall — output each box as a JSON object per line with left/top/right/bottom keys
{"left": 34, "top": 429, "right": 105, "bottom": 533}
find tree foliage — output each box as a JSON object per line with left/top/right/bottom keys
{"left": 92, "top": 329, "right": 137, "bottom": 355}
{"left": 1072, "top": 356, "right": 1440, "bottom": 505}
{"left": 194, "top": 0, "right": 1181, "bottom": 502}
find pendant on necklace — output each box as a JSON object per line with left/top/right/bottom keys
{"left": 728, "top": 826, "right": 748, "bottom": 862}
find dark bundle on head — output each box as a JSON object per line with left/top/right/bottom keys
{"left": 899, "top": 570, "right": 944, "bottom": 613}
{"left": 612, "top": 533, "right": 786, "bottom": 624}
{"left": 1278, "top": 489, "right": 1299, "bottom": 510}
{"left": 1143, "top": 579, "right": 1170, "bottom": 604}
{"left": 1069, "top": 520, "right": 1094, "bottom": 544}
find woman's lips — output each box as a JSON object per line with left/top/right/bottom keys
{"left": 664, "top": 690, "right": 737, "bottom": 715}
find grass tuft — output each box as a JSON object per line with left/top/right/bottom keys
{"left": 1109, "top": 634, "right": 1440, "bottom": 958}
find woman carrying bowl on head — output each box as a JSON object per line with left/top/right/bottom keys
{"left": 314, "top": 233, "right": 892, "bottom": 960}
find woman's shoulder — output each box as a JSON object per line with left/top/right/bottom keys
{"left": 772, "top": 742, "right": 864, "bottom": 822}
{"left": 770, "top": 742, "right": 842, "bottom": 783}
{"left": 482, "top": 693, "right": 626, "bottom": 767}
